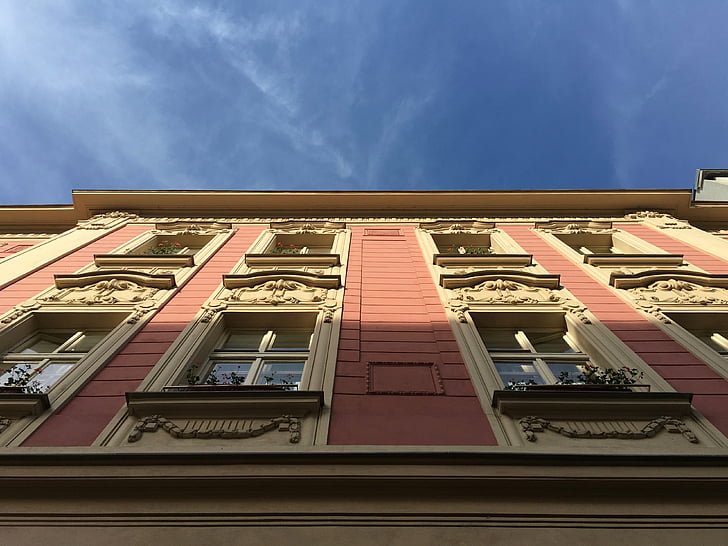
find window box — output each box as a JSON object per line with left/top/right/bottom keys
{"left": 94, "top": 254, "right": 195, "bottom": 268}
{"left": 433, "top": 253, "right": 533, "bottom": 267}
{"left": 0, "top": 392, "right": 50, "bottom": 417}
{"left": 244, "top": 253, "right": 340, "bottom": 267}
{"left": 583, "top": 254, "right": 684, "bottom": 267}
{"left": 126, "top": 389, "right": 324, "bottom": 418}
{"left": 491, "top": 390, "right": 693, "bottom": 420}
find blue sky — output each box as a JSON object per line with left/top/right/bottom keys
{"left": 1, "top": 1, "right": 727, "bottom": 204}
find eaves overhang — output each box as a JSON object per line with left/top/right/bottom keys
{"left": 69, "top": 189, "right": 699, "bottom": 220}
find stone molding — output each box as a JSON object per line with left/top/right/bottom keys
{"left": 583, "top": 254, "right": 684, "bottom": 267}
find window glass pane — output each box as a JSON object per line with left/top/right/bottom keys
{"left": 64, "top": 332, "right": 108, "bottom": 353}
{"left": 305, "top": 245, "right": 332, "bottom": 254}
{"left": 208, "top": 362, "right": 252, "bottom": 384}
{"left": 0, "top": 363, "right": 39, "bottom": 386}
{"left": 526, "top": 330, "right": 575, "bottom": 353}
{"left": 547, "top": 362, "right": 586, "bottom": 383}
{"left": 270, "top": 330, "right": 311, "bottom": 351}
{"left": 222, "top": 331, "right": 266, "bottom": 351}
{"left": 19, "top": 333, "right": 70, "bottom": 354}
{"left": 493, "top": 361, "right": 545, "bottom": 385}
{"left": 478, "top": 329, "right": 522, "bottom": 351}
{"left": 256, "top": 361, "right": 304, "bottom": 387}
{"left": 32, "top": 362, "right": 75, "bottom": 390}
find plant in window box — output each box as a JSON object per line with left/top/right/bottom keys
{"left": 145, "top": 240, "right": 182, "bottom": 255}
{"left": 503, "top": 365, "right": 644, "bottom": 391}
{"left": 269, "top": 242, "right": 304, "bottom": 255}
{"left": 443, "top": 245, "right": 493, "bottom": 255}
{"left": 0, "top": 364, "right": 45, "bottom": 394}
{"left": 181, "top": 364, "right": 296, "bottom": 391}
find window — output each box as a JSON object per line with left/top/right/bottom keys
{"left": 131, "top": 234, "right": 214, "bottom": 256}
{"left": 431, "top": 233, "right": 494, "bottom": 255}
{"left": 201, "top": 328, "right": 311, "bottom": 388}
{"left": 553, "top": 232, "right": 640, "bottom": 255}
{"left": 472, "top": 314, "right": 592, "bottom": 387}
{"left": 668, "top": 313, "right": 728, "bottom": 359}
{"left": 266, "top": 233, "right": 335, "bottom": 255}
{"left": 0, "top": 329, "right": 109, "bottom": 392}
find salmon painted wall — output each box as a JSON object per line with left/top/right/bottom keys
{"left": 24, "top": 225, "right": 265, "bottom": 447}
{"left": 0, "top": 224, "right": 149, "bottom": 315}
{"left": 501, "top": 225, "right": 728, "bottom": 436}
{"left": 328, "top": 225, "right": 497, "bottom": 445}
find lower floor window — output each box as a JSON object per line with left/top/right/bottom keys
{"left": 1, "top": 330, "right": 109, "bottom": 392}
{"left": 189, "top": 327, "right": 312, "bottom": 389}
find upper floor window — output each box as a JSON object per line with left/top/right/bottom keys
{"left": 131, "top": 234, "right": 215, "bottom": 256}
{"left": 668, "top": 313, "right": 728, "bottom": 359}
{"left": 266, "top": 233, "right": 335, "bottom": 255}
{"left": 431, "top": 233, "right": 494, "bottom": 255}
{"left": 0, "top": 329, "right": 110, "bottom": 392}
{"left": 553, "top": 232, "right": 641, "bottom": 255}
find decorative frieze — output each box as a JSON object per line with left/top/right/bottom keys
{"left": 519, "top": 415, "right": 698, "bottom": 444}
{"left": 153, "top": 221, "right": 233, "bottom": 235}
{"left": 419, "top": 220, "right": 496, "bottom": 233}
{"left": 611, "top": 271, "right": 728, "bottom": 306}
{"left": 534, "top": 220, "right": 614, "bottom": 234}
{"left": 127, "top": 414, "right": 301, "bottom": 443}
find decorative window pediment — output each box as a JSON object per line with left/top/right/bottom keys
{"left": 440, "top": 271, "right": 561, "bottom": 291}
{"left": 220, "top": 271, "right": 341, "bottom": 306}
{"left": 38, "top": 271, "right": 175, "bottom": 306}
{"left": 611, "top": 271, "right": 728, "bottom": 306}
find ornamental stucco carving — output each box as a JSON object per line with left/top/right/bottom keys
{"left": 419, "top": 220, "right": 496, "bottom": 234}
{"left": 534, "top": 220, "right": 614, "bottom": 234}
{"left": 270, "top": 220, "right": 346, "bottom": 234}
{"left": 223, "top": 279, "right": 330, "bottom": 305}
{"left": 127, "top": 414, "right": 301, "bottom": 443}
{"left": 451, "top": 279, "right": 562, "bottom": 305}
{"left": 519, "top": 415, "right": 698, "bottom": 443}
{"left": 153, "top": 221, "right": 233, "bottom": 235}
{"left": 0, "top": 301, "right": 41, "bottom": 324}
{"left": 76, "top": 212, "right": 139, "bottom": 230}
{"left": 40, "top": 279, "right": 160, "bottom": 305}
{"left": 0, "top": 417, "right": 10, "bottom": 435}
{"left": 627, "top": 279, "right": 728, "bottom": 305}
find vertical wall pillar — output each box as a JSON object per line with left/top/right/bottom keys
{"left": 328, "top": 225, "right": 497, "bottom": 445}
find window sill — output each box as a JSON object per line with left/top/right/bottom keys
{"left": 94, "top": 254, "right": 195, "bottom": 267}
{"left": 126, "top": 389, "right": 324, "bottom": 418}
{"left": 0, "top": 391, "right": 51, "bottom": 418}
{"left": 245, "top": 254, "right": 340, "bottom": 267}
{"left": 583, "top": 254, "right": 683, "bottom": 267}
{"left": 491, "top": 389, "right": 693, "bottom": 419}
{"left": 433, "top": 253, "right": 533, "bottom": 267}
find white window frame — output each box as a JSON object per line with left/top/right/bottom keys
{"left": 195, "top": 327, "right": 313, "bottom": 388}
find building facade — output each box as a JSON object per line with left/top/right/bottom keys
{"left": 2, "top": 184, "right": 728, "bottom": 543}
